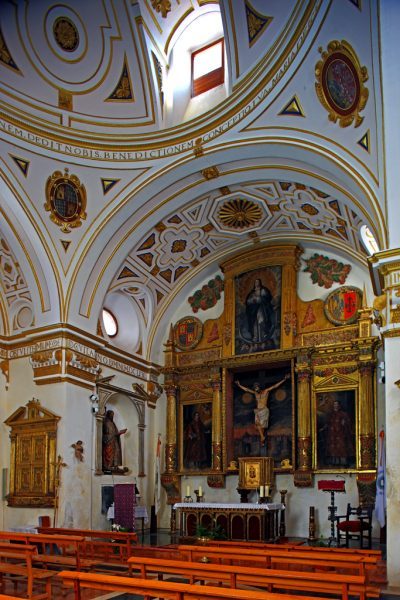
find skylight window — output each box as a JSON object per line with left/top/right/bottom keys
{"left": 360, "top": 225, "right": 379, "bottom": 255}
{"left": 191, "top": 38, "right": 224, "bottom": 97}
{"left": 102, "top": 308, "right": 118, "bottom": 337}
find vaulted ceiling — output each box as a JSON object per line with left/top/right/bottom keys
{"left": 0, "top": 0, "right": 387, "bottom": 361}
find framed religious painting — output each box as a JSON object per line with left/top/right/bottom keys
{"left": 220, "top": 244, "right": 301, "bottom": 357}
{"left": 225, "top": 361, "right": 295, "bottom": 471}
{"left": 235, "top": 266, "right": 282, "bottom": 355}
{"left": 314, "top": 389, "right": 357, "bottom": 471}
{"left": 180, "top": 401, "right": 212, "bottom": 472}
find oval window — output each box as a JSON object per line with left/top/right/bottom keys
{"left": 102, "top": 308, "right": 118, "bottom": 337}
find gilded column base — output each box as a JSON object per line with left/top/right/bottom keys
{"left": 161, "top": 473, "right": 181, "bottom": 505}
{"left": 212, "top": 441, "right": 222, "bottom": 471}
{"left": 207, "top": 474, "right": 225, "bottom": 489}
{"left": 294, "top": 471, "right": 313, "bottom": 488}
{"left": 360, "top": 433, "right": 375, "bottom": 469}
{"left": 297, "top": 436, "right": 312, "bottom": 471}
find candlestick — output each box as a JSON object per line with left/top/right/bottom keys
{"left": 186, "top": 485, "right": 190, "bottom": 497}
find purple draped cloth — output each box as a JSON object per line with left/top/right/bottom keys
{"left": 114, "top": 483, "right": 136, "bottom": 530}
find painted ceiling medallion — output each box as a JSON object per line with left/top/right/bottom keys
{"left": 315, "top": 40, "right": 368, "bottom": 127}
{"left": 218, "top": 199, "right": 262, "bottom": 229}
{"left": 45, "top": 169, "right": 87, "bottom": 233}
{"left": 53, "top": 17, "right": 79, "bottom": 52}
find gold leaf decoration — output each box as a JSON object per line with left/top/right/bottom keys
{"left": 218, "top": 199, "right": 262, "bottom": 229}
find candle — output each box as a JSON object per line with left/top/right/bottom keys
{"left": 198, "top": 485, "right": 203, "bottom": 497}
{"left": 259, "top": 485, "right": 264, "bottom": 497}
{"left": 265, "top": 485, "right": 270, "bottom": 497}
{"left": 186, "top": 485, "right": 190, "bottom": 497}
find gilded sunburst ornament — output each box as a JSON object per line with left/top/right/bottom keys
{"left": 218, "top": 199, "right": 262, "bottom": 229}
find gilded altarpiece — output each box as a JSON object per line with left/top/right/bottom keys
{"left": 5, "top": 399, "right": 60, "bottom": 507}
{"left": 162, "top": 244, "right": 379, "bottom": 502}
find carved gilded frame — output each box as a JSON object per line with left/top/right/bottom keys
{"left": 4, "top": 399, "right": 60, "bottom": 507}
{"left": 220, "top": 244, "right": 302, "bottom": 357}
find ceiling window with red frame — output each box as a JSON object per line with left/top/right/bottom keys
{"left": 191, "top": 38, "right": 224, "bottom": 97}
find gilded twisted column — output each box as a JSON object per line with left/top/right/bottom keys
{"left": 358, "top": 362, "right": 375, "bottom": 469}
{"left": 296, "top": 357, "right": 312, "bottom": 471}
{"left": 210, "top": 377, "right": 222, "bottom": 471}
{"left": 164, "top": 383, "right": 178, "bottom": 473}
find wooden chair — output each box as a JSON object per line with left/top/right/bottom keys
{"left": 336, "top": 504, "right": 373, "bottom": 549}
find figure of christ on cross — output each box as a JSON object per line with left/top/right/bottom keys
{"left": 235, "top": 374, "right": 290, "bottom": 444}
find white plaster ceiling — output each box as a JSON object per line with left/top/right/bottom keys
{"left": 0, "top": 0, "right": 387, "bottom": 358}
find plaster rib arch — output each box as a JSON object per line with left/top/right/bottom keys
{"left": 0, "top": 177, "right": 60, "bottom": 326}
{"left": 66, "top": 137, "right": 384, "bottom": 335}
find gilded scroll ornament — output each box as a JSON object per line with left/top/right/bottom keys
{"left": 315, "top": 40, "right": 368, "bottom": 127}
{"left": 151, "top": 0, "right": 171, "bottom": 18}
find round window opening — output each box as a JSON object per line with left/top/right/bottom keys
{"left": 103, "top": 308, "right": 118, "bottom": 337}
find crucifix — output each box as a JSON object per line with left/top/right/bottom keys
{"left": 53, "top": 454, "right": 67, "bottom": 527}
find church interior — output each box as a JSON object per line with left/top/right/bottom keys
{"left": 1, "top": 0, "right": 400, "bottom": 597}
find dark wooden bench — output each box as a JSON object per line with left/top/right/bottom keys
{"left": 0, "top": 542, "right": 53, "bottom": 599}
{"left": 37, "top": 526, "right": 137, "bottom": 566}
{"left": 128, "top": 555, "right": 378, "bottom": 600}
{"left": 58, "top": 569, "right": 332, "bottom": 600}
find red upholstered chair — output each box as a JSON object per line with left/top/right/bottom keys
{"left": 335, "top": 503, "right": 373, "bottom": 548}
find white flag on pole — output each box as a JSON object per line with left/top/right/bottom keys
{"left": 155, "top": 434, "right": 162, "bottom": 514}
{"left": 375, "top": 429, "right": 386, "bottom": 528}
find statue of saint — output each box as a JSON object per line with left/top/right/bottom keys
{"left": 235, "top": 374, "right": 290, "bottom": 444}
{"left": 102, "top": 410, "right": 127, "bottom": 473}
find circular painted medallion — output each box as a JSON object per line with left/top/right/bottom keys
{"left": 174, "top": 316, "right": 203, "bottom": 351}
{"left": 324, "top": 286, "right": 363, "bottom": 326}
{"left": 315, "top": 40, "right": 368, "bottom": 127}
{"left": 323, "top": 53, "right": 359, "bottom": 115}
{"left": 53, "top": 17, "right": 79, "bottom": 52}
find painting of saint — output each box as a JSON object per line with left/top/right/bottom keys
{"left": 316, "top": 391, "right": 356, "bottom": 470}
{"left": 182, "top": 403, "right": 212, "bottom": 471}
{"left": 235, "top": 267, "right": 281, "bottom": 355}
{"left": 231, "top": 367, "right": 293, "bottom": 468}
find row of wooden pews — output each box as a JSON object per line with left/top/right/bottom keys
{"left": 0, "top": 526, "right": 137, "bottom": 598}
{"left": 58, "top": 539, "right": 383, "bottom": 600}
{"left": 0, "top": 528, "right": 384, "bottom": 599}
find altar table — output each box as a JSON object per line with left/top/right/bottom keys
{"left": 172, "top": 502, "right": 284, "bottom": 542}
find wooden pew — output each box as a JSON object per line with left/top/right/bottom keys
{"left": 37, "top": 526, "right": 137, "bottom": 565}
{"left": 205, "top": 540, "right": 382, "bottom": 558}
{"left": 0, "top": 542, "right": 53, "bottom": 600}
{"left": 127, "top": 555, "right": 377, "bottom": 600}
{"left": 177, "top": 544, "right": 378, "bottom": 576}
{"left": 58, "top": 570, "right": 333, "bottom": 600}
{"left": 0, "top": 532, "right": 96, "bottom": 571}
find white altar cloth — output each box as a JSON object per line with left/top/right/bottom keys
{"left": 173, "top": 502, "right": 283, "bottom": 511}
